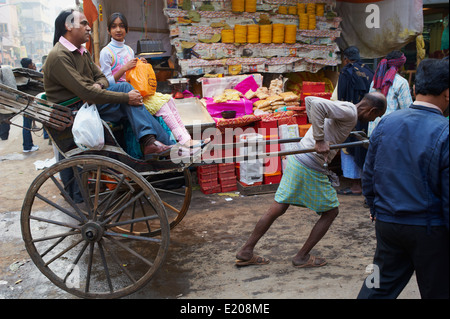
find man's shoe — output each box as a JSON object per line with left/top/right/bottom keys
{"left": 143, "top": 141, "right": 172, "bottom": 159}
{"left": 23, "top": 145, "right": 39, "bottom": 153}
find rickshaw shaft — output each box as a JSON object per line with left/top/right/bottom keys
{"left": 203, "top": 139, "right": 370, "bottom": 164}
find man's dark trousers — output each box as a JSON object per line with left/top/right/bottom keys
{"left": 357, "top": 220, "right": 449, "bottom": 299}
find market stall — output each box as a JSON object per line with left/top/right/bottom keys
{"left": 164, "top": 0, "right": 341, "bottom": 76}
{"left": 159, "top": 0, "right": 342, "bottom": 194}
{"left": 87, "top": 0, "right": 348, "bottom": 194}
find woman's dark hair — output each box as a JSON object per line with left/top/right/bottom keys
{"left": 53, "top": 9, "right": 75, "bottom": 46}
{"left": 415, "top": 58, "right": 449, "bottom": 96}
{"left": 385, "top": 50, "right": 404, "bottom": 60}
{"left": 107, "top": 12, "right": 129, "bottom": 33}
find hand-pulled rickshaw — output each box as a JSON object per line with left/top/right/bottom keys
{"left": 0, "top": 80, "right": 369, "bottom": 299}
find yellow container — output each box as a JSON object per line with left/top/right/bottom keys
{"left": 260, "top": 24, "right": 273, "bottom": 43}
{"left": 232, "top": 0, "right": 245, "bottom": 12}
{"left": 288, "top": 6, "right": 297, "bottom": 15}
{"left": 308, "top": 15, "right": 316, "bottom": 30}
{"left": 306, "top": 3, "right": 316, "bottom": 16}
{"left": 221, "top": 29, "right": 234, "bottom": 43}
{"left": 247, "top": 24, "right": 260, "bottom": 43}
{"left": 316, "top": 4, "right": 325, "bottom": 16}
{"left": 285, "top": 24, "right": 297, "bottom": 44}
{"left": 299, "top": 13, "right": 308, "bottom": 30}
{"left": 278, "top": 6, "right": 288, "bottom": 14}
{"left": 234, "top": 24, "right": 248, "bottom": 43}
{"left": 245, "top": 0, "right": 257, "bottom": 12}
{"left": 297, "top": 3, "right": 306, "bottom": 14}
{"left": 272, "top": 23, "right": 285, "bottom": 43}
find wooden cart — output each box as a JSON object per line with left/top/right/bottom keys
{"left": 0, "top": 82, "right": 203, "bottom": 298}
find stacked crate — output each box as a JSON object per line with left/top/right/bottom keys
{"left": 218, "top": 163, "right": 238, "bottom": 192}
{"left": 301, "top": 81, "right": 331, "bottom": 105}
{"left": 198, "top": 164, "right": 221, "bottom": 194}
{"left": 255, "top": 118, "right": 282, "bottom": 185}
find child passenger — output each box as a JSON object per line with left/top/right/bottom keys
{"left": 99, "top": 12, "right": 207, "bottom": 152}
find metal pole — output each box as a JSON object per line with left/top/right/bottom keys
{"left": 0, "top": 35, "right": 3, "bottom": 65}
{"left": 198, "top": 139, "right": 370, "bottom": 164}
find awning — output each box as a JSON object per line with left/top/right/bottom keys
{"left": 336, "top": 0, "right": 424, "bottom": 58}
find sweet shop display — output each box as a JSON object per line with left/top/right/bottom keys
{"left": 164, "top": 0, "right": 342, "bottom": 76}
{"left": 163, "top": 1, "right": 339, "bottom": 190}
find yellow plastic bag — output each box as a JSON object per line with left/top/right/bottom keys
{"left": 126, "top": 60, "right": 157, "bottom": 97}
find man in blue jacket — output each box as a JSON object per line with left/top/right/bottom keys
{"left": 358, "top": 58, "right": 449, "bottom": 299}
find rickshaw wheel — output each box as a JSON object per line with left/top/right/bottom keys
{"left": 146, "top": 169, "right": 192, "bottom": 235}
{"left": 111, "top": 168, "right": 192, "bottom": 237}
{"left": 21, "top": 155, "right": 170, "bottom": 299}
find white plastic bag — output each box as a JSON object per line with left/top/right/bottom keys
{"left": 72, "top": 103, "right": 104, "bottom": 151}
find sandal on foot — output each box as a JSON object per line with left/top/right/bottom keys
{"left": 293, "top": 255, "right": 327, "bottom": 268}
{"left": 235, "top": 255, "right": 270, "bottom": 267}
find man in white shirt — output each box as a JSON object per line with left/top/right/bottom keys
{"left": 235, "top": 92, "right": 387, "bottom": 268}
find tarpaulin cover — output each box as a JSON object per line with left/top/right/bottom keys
{"left": 336, "top": 0, "right": 424, "bottom": 58}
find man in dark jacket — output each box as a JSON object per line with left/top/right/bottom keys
{"left": 358, "top": 58, "right": 449, "bottom": 299}
{"left": 336, "top": 46, "right": 374, "bottom": 195}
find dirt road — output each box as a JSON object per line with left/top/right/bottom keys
{"left": 0, "top": 119, "right": 420, "bottom": 300}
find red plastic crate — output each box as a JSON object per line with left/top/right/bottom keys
{"left": 295, "top": 114, "right": 308, "bottom": 125}
{"left": 264, "top": 157, "right": 282, "bottom": 175}
{"left": 301, "top": 92, "right": 332, "bottom": 100}
{"left": 219, "top": 170, "right": 236, "bottom": 180}
{"left": 218, "top": 163, "right": 235, "bottom": 172}
{"left": 264, "top": 134, "right": 282, "bottom": 175}
{"left": 263, "top": 172, "right": 282, "bottom": 185}
{"left": 198, "top": 164, "right": 218, "bottom": 174}
{"left": 198, "top": 170, "right": 218, "bottom": 181}
{"left": 201, "top": 184, "right": 221, "bottom": 194}
{"left": 256, "top": 118, "right": 279, "bottom": 136}
{"left": 199, "top": 178, "right": 219, "bottom": 189}
{"left": 219, "top": 176, "right": 237, "bottom": 186}
{"left": 302, "top": 81, "right": 325, "bottom": 93}
{"left": 221, "top": 184, "right": 238, "bottom": 192}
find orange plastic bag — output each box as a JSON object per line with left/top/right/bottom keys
{"left": 125, "top": 60, "right": 157, "bottom": 97}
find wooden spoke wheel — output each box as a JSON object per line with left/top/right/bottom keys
{"left": 111, "top": 169, "right": 193, "bottom": 237}
{"left": 21, "top": 156, "right": 170, "bottom": 299}
{"left": 146, "top": 169, "right": 192, "bottom": 236}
